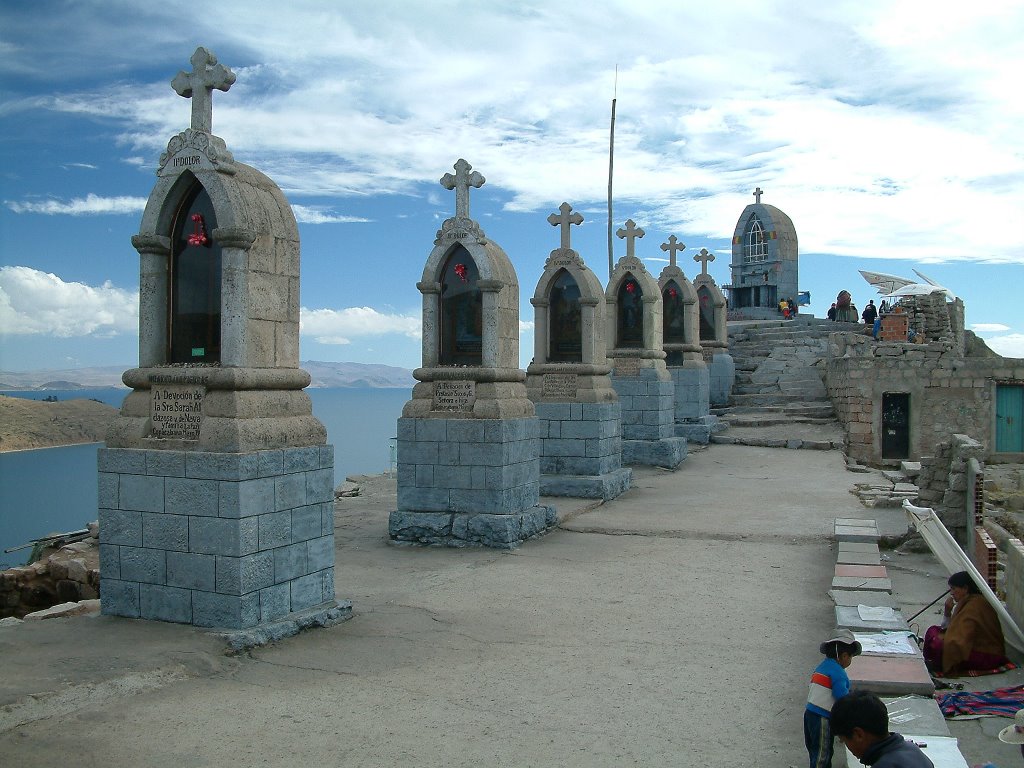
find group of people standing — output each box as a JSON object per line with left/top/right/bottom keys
{"left": 778, "top": 296, "right": 799, "bottom": 319}
{"left": 826, "top": 290, "right": 881, "bottom": 325}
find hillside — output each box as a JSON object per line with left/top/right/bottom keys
{"left": 0, "top": 396, "right": 118, "bottom": 452}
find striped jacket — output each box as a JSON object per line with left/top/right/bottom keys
{"left": 806, "top": 657, "right": 851, "bottom": 718}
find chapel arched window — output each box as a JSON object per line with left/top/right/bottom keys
{"left": 744, "top": 215, "right": 769, "bottom": 264}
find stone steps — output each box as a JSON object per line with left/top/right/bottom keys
{"left": 715, "top": 403, "right": 835, "bottom": 418}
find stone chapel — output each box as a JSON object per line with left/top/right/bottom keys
{"left": 727, "top": 187, "right": 798, "bottom": 318}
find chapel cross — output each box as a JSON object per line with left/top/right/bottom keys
{"left": 753, "top": 186, "right": 763, "bottom": 204}
{"left": 171, "top": 47, "right": 236, "bottom": 135}
{"left": 440, "top": 159, "right": 486, "bottom": 219}
{"left": 616, "top": 219, "right": 645, "bottom": 259}
{"left": 694, "top": 247, "right": 715, "bottom": 276}
{"left": 548, "top": 202, "right": 583, "bottom": 250}
{"left": 660, "top": 235, "right": 686, "bottom": 268}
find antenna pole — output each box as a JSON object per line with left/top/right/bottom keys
{"left": 607, "top": 67, "right": 618, "bottom": 280}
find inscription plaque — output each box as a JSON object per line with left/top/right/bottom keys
{"left": 432, "top": 380, "right": 476, "bottom": 412}
{"left": 615, "top": 357, "right": 641, "bottom": 377}
{"left": 150, "top": 384, "right": 205, "bottom": 440}
{"left": 542, "top": 373, "right": 579, "bottom": 399}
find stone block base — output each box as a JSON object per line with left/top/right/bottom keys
{"left": 675, "top": 414, "right": 723, "bottom": 445}
{"left": 540, "top": 467, "right": 632, "bottom": 500}
{"left": 622, "top": 437, "right": 687, "bottom": 469}
{"left": 98, "top": 445, "right": 336, "bottom": 629}
{"left": 388, "top": 506, "right": 557, "bottom": 549}
{"left": 669, "top": 364, "right": 710, "bottom": 421}
{"left": 709, "top": 353, "right": 735, "bottom": 406}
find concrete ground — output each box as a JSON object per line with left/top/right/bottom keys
{"left": 0, "top": 442, "right": 1020, "bottom": 766}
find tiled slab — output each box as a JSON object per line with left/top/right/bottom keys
{"left": 883, "top": 696, "right": 951, "bottom": 737}
{"left": 835, "top": 525, "right": 880, "bottom": 543}
{"left": 832, "top": 576, "right": 892, "bottom": 592}
{"left": 835, "top": 564, "right": 888, "bottom": 578}
{"left": 848, "top": 653, "right": 934, "bottom": 695}
{"left": 838, "top": 541, "right": 881, "bottom": 555}
{"left": 835, "top": 606, "right": 910, "bottom": 632}
{"left": 828, "top": 589, "right": 898, "bottom": 608}
{"left": 837, "top": 550, "right": 882, "bottom": 566}
{"left": 835, "top": 520, "right": 876, "bottom": 532}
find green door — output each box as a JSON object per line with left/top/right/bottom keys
{"left": 996, "top": 385, "right": 1024, "bottom": 453}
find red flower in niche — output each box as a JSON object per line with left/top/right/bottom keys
{"left": 668, "top": 287, "right": 678, "bottom": 298}
{"left": 625, "top": 281, "right": 636, "bottom": 293}
{"left": 454, "top": 263, "right": 468, "bottom": 282}
{"left": 187, "top": 213, "right": 209, "bottom": 247}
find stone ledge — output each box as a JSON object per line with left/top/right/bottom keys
{"left": 388, "top": 507, "right": 557, "bottom": 549}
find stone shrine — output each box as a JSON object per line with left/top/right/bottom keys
{"left": 100, "top": 48, "right": 339, "bottom": 630}
{"left": 605, "top": 220, "right": 687, "bottom": 468}
{"left": 389, "top": 160, "right": 556, "bottom": 548}
{"left": 693, "top": 248, "right": 734, "bottom": 406}
{"left": 727, "top": 187, "right": 799, "bottom": 318}
{"left": 525, "top": 203, "right": 632, "bottom": 499}
{"left": 657, "top": 235, "right": 714, "bottom": 444}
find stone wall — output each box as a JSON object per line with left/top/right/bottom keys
{"left": 825, "top": 333, "right": 1024, "bottom": 465}
{"left": 916, "top": 435, "right": 986, "bottom": 543}
{"left": 0, "top": 532, "right": 100, "bottom": 619}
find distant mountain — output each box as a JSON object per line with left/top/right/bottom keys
{"left": 301, "top": 361, "right": 414, "bottom": 388}
{"left": 0, "top": 362, "right": 414, "bottom": 390}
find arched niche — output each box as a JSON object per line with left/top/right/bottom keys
{"left": 658, "top": 267, "right": 700, "bottom": 367}
{"left": 693, "top": 273, "right": 729, "bottom": 349}
{"left": 605, "top": 255, "right": 663, "bottom": 358}
{"left": 529, "top": 250, "right": 606, "bottom": 368}
{"left": 438, "top": 245, "right": 483, "bottom": 366}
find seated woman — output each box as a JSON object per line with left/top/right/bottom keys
{"left": 923, "top": 571, "right": 1010, "bottom": 676}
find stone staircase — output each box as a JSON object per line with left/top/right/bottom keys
{"left": 712, "top": 317, "right": 865, "bottom": 449}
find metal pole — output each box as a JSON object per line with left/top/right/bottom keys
{"left": 607, "top": 67, "right": 618, "bottom": 280}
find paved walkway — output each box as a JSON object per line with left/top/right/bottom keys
{"left": 0, "top": 443, "right": 1019, "bottom": 766}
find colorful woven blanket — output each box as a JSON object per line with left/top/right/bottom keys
{"left": 936, "top": 684, "right": 1024, "bottom": 717}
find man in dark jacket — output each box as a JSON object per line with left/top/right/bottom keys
{"left": 831, "top": 691, "right": 933, "bottom": 767}
{"left": 862, "top": 300, "right": 878, "bottom": 325}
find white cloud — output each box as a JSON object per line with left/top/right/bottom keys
{"left": 519, "top": 320, "right": 534, "bottom": 333}
{"left": 972, "top": 323, "right": 1011, "bottom": 333}
{"left": 985, "top": 334, "right": 1024, "bottom": 359}
{"left": 5, "top": 193, "right": 146, "bottom": 216}
{"left": 290, "top": 205, "right": 371, "bottom": 224}
{"left": 300, "top": 306, "right": 420, "bottom": 345}
{"left": 0, "top": 266, "right": 137, "bottom": 337}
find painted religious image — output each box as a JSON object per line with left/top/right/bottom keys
{"left": 439, "top": 246, "right": 483, "bottom": 366}
{"left": 697, "top": 285, "right": 716, "bottom": 341}
{"left": 169, "top": 181, "right": 221, "bottom": 364}
{"left": 548, "top": 269, "right": 583, "bottom": 363}
{"left": 617, "top": 276, "right": 644, "bottom": 348}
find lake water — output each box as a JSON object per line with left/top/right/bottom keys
{"left": 0, "top": 387, "right": 411, "bottom": 567}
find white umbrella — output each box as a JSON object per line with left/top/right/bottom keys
{"left": 879, "top": 283, "right": 951, "bottom": 300}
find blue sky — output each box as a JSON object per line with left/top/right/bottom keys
{"left": 2, "top": 0, "right": 1023, "bottom": 373}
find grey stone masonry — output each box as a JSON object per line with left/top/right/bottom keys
{"left": 535, "top": 401, "right": 632, "bottom": 500}
{"left": 99, "top": 446, "right": 335, "bottom": 628}
{"left": 390, "top": 417, "right": 555, "bottom": 548}
{"left": 526, "top": 204, "right": 632, "bottom": 500}
{"left": 605, "top": 247, "right": 686, "bottom": 469}
{"left": 392, "top": 160, "right": 557, "bottom": 548}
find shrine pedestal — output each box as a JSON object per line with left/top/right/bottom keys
{"left": 708, "top": 350, "right": 735, "bottom": 406}
{"left": 611, "top": 366, "right": 687, "bottom": 469}
{"left": 98, "top": 446, "right": 341, "bottom": 629}
{"left": 535, "top": 401, "right": 632, "bottom": 500}
{"left": 389, "top": 417, "right": 557, "bottom": 548}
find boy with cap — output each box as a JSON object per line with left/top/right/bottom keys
{"left": 805, "top": 629, "right": 862, "bottom": 768}
{"left": 831, "top": 691, "right": 933, "bottom": 766}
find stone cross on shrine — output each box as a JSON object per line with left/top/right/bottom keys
{"left": 616, "top": 219, "right": 645, "bottom": 259}
{"left": 753, "top": 186, "right": 763, "bottom": 204}
{"left": 171, "top": 47, "right": 236, "bottom": 135}
{"left": 548, "top": 202, "right": 583, "bottom": 250}
{"left": 660, "top": 235, "right": 686, "bottom": 268}
{"left": 694, "top": 247, "right": 715, "bottom": 276}
{"left": 441, "top": 158, "right": 485, "bottom": 219}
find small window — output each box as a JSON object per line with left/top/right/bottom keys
{"left": 663, "top": 280, "right": 686, "bottom": 344}
{"left": 617, "top": 274, "right": 644, "bottom": 348}
{"left": 743, "top": 215, "right": 769, "bottom": 264}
